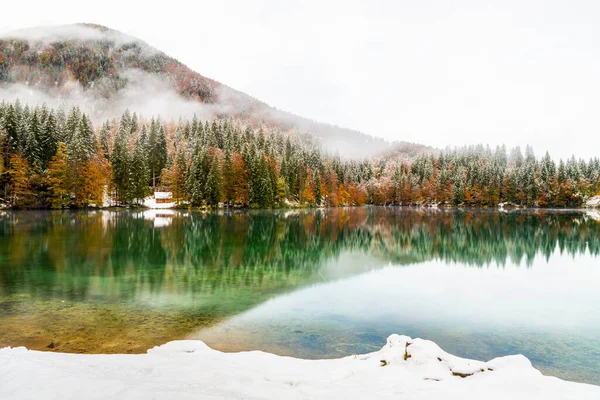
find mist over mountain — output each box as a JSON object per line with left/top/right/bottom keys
{"left": 0, "top": 23, "right": 430, "bottom": 159}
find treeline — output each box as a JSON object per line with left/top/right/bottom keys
{"left": 0, "top": 100, "right": 369, "bottom": 209}
{"left": 0, "top": 99, "right": 599, "bottom": 209}
{"left": 372, "top": 145, "right": 600, "bottom": 207}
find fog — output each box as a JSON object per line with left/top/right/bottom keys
{"left": 0, "top": 68, "right": 216, "bottom": 122}
{"left": 5, "top": 24, "right": 141, "bottom": 52}
{"left": 3, "top": 3, "right": 600, "bottom": 161}
{"left": 0, "top": 24, "right": 402, "bottom": 158}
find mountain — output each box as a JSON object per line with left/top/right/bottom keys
{"left": 0, "top": 23, "right": 431, "bottom": 159}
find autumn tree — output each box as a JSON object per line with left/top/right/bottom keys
{"left": 162, "top": 147, "right": 188, "bottom": 205}
{"left": 8, "top": 154, "right": 34, "bottom": 208}
{"left": 45, "top": 143, "right": 71, "bottom": 209}
{"left": 74, "top": 155, "right": 109, "bottom": 208}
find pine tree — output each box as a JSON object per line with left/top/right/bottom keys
{"left": 130, "top": 112, "right": 139, "bottom": 135}
{"left": 148, "top": 119, "right": 167, "bottom": 189}
{"left": 64, "top": 107, "right": 81, "bottom": 145}
{"left": 24, "top": 109, "right": 42, "bottom": 167}
{"left": 254, "top": 154, "right": 274, "bottom": 208}
{"left": 70, "top": 113, "right": 96, "bottom": 164}
{"left": 187, "top": 145, "right": 209, "bottom": 206}
{"left": 39, "top": 110, "right": 59, "bottom": 169}
{"left": 223, "top": 149, "right": 234, "bottom": 206}
{"left": 130, "top": 137, "right": 150, "bottom": 204}
{"left": 99, "top": 121, "right": 111, "bottom": 159}
{"left": 205, "top": 154, "right": 222, "bottom": 207}
{"left": 522, "top": 145, "right": 537, "bottom": 206}
{"left": 111, "top": 117, "right": 131, "bottom": 204}
{"left": 2, "top": 104, "right": 20, "bottom": 155}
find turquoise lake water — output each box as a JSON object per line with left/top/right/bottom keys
{"left": 0, "top": 208, "right": 598, "bottom": 384}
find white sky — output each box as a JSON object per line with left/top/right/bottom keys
{"left": 2, "top": 0, "right": 600, "bottom": 160}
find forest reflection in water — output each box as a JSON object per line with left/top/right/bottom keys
{"left": 0, "top": 207, "right": 598, "bottom": 360}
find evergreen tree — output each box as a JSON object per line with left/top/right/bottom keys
{"left": 254, "top": 155, "right": 274, "bottom": 208}
{"left": 223, "top": 149, "right": 234, "bottom": 206}
{"left": 99, "top": 121, "right": 111, "bottom": 159}
{"left": 148, "top": 119, "right": 167, "bottom": 189}
{"left": 64, "top": 107, "right": 81, "bottom": 145}
{"left": 70, "top": 114, "right": 96, "bottom": 164}
{"left": 39, "top": 110, "right": 59, "bottom": 169}
{"left": 24, "top": 109, "right": 42, "bottom": 167}
{"left": 130, "top": 138, "right": 150, "bottom": 204}
{"left": 3, "top": 104, "right": 20, "bottom": 153}
{"left": 187, "top": 145, "right": 209, "bottom": 206}
{"left": 205, "top": 154, "right": 222, "bottom": 207}
{"left": 111, "top": 117, "right": 132, "bottom": 204}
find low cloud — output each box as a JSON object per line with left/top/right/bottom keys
{"left": 0, "top": 68, "right": 219, "bottom": 123}
{"left": 2, "top": 24, "right": 139, "bottom": 49}
{"left": 0, "top": 24, "right": 395, "bottom": 158}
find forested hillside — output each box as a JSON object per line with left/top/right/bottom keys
{"left": 0, "top": 100, "right": 598, "bottom": 209}
{"left": 0, "top": 24, "right": 419, "bottom": 158}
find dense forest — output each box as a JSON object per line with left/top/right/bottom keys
{"left": 0, "top": 100, "right": 599, "bottom": 209}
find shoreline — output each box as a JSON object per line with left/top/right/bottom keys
{"left": 1, "top": 203, "right": 599, "bottom": 212}
{"left": 1, "top": 334, "right": 598, "bottom": 399}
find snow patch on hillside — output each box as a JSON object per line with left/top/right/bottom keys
{"left": 0, "top": 335, "right": 598, "bottom": 399}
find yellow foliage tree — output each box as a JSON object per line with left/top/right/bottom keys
{"left": 8, "top": 154, "right": 34, "bottom": 208}
{"left": 45, "top": 143, "right": 72, "bottom": 209}
{"left": 74, "top": 155, "right": 110, "bottom": 208}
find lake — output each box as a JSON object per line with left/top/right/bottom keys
{"left": 0, "top": 208, "right": 599, "bottom": 385}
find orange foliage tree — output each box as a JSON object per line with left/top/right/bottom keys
{"left": 8, "top": 154, "right": 35, "bottom": 208}
{"left": 162, "top": 149, "right": 188, "bottom": 205}
{"left": 45, "top": 143, "right": 72, "bottom": 209}
{"left": 230, "top": 152, "right": 249, "bottom": 206}
{"left": 74, "top": 154, "right": 110, "bottom": 207}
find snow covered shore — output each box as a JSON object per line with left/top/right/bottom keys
{"left": 1, "top": 335, "right": 598, "bottom": 399}
{"left": 586, "top": 195, "right": 600, "bottom": 208}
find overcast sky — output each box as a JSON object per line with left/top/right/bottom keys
{"left": 2, "top": 0, "right": 600, "bottom": 160}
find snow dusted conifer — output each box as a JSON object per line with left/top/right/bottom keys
{"left": 130, "top": 137, "right": 150, "bottom": 204}
{"left": 111, "top": 115, "right": 132, "bottom": 204}
{"left": 205, "top": 154, "right": 222, "bottom": 207}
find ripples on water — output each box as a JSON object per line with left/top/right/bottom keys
{"left": 0, "top": 208, "right": 598, "bottom": 384}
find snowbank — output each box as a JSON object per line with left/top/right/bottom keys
{"left": 1, "top": 335, "right": 598, "bottom": 399}
{"left": 586, "top": 209, "right": 600, "bottom": 222}
{"left": 586, "top": 195, "right": 600, "bottom": 208}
